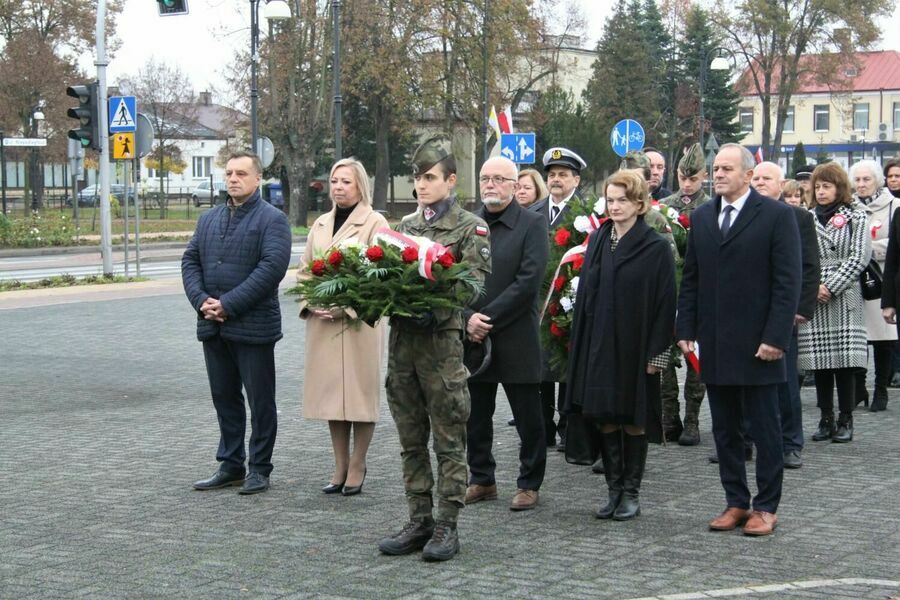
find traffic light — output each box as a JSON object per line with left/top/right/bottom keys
{"left": 157, "top": 0, "right": 189, "bottom": 16}
{"left": 66, "top": 82, "right": 100, "bottom": 151}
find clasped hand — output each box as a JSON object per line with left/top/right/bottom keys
{"left": 467, "top": 312, "right": 493, "bottom": 343}
{"left": 201, "top": 297, "right": 227, "bottom": 322}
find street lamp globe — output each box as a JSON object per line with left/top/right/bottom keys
{"left": 263, "top": 0, "right": 291, "bottom": 19}
{"left": 33, "top": 111, "right": 45, "bottom": 121}
{"left": 710, "top": 56, "right": 731, "bottom": 71}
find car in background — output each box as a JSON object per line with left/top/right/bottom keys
{"left": 71, "top": 184, "right": 135, "bottom": 207}
{"left": 191, "top": 181, "right": 227, "bottom": 207}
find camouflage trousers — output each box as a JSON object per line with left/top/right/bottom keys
{"left": 386, "top": 327, "right": 470, "bottom": 524}
{"left": 660, "top": 352, "right": 706, "bottom": 426}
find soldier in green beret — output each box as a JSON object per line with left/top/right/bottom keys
{"left": 377, "top": 134, "right": 491, "bottom": 562}
{"left": 659, "top": 143, "right": 710, "bottom": 445}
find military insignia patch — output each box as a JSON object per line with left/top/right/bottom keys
{"left": 475, "top": 225, "right": 488, "bottom": 236}
{"left": 551, "top": 149, "right": 562, "bottom": 160}
{"left": 480, "top": 247, "right": 491, "bottom": 259}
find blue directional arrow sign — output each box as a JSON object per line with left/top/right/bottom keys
{"left": 108, "top": 96, "right": 137, "bottom": 133}
{"left": 610, "top": 119, "right": 645, "bottom": 157}
{"left": 500, "top": 133, "right": 537, "bottom": 164}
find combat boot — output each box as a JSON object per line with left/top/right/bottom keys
{"left": 660, "top": 363, "right": 683, "bottom": 442}
{"left": 421, "top": 521, "right": 459, "bottom": 561}
{"left": 811, "top": 412, "right": 835, "bottom": 441}
{"left": 678, "top": 373, "right": 704, "bottom": 446}
{"left": 870, "top": 386, "right": 889, "bottom": 412}
{"left": 613, "top": 433, "right": 647, "bottom": 521}
{"left": 595, "top": 430, "right": 623, "bottom": 519}
{"left": 378, "top": 517, "right": 435, "bottom": 555}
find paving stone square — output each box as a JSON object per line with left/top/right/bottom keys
{"left": 1, "top": 290, "right": 898, "bottom": 599}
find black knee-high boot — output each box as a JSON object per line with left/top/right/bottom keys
{"left": 595, "top": 430, "right": 623, "bottom": 519}
{"left": 613, "top": 433, "right": 648, "bottom": 521}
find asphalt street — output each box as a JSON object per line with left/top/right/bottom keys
{"left": 0, "top": 287, "right": 898, "bottom": 599}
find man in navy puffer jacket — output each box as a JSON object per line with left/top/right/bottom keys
{"left": 182, "top": 151, "right": 292, "bottom": 495}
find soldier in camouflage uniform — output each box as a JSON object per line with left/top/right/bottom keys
{"left": 619, "top": 151, "right": 677, "bottom": 254}
{"left": 659, "top": 143, "right": 709, "bottom": 445}
{"left": 378, "top": 135, "right": 491, "bottom": 562}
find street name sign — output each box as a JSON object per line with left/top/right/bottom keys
{"left": 2, "top": 138, "right": 48, "bottom": 147}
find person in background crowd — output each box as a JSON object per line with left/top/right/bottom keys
{"left": 793, "top": 164, "right": 816, "bottom": 198}
{"left": 751, "top": 162, "right": 820, "bottom": 469}
{"left": 798, "top": 163, "right": 870, "bottom": 442}
{"left": 529, "top": 147, "right": 588, "bottom": 452}
{"left": 677, "top": 144, "right": 800, "bottom": 537}
{"left": 880, "top": 158, "right": 900, "bottom": 402}
{"left": 515, "top": 168, "right": 549, "bottom": 209}
{"left": 644, "top": 147, "right": 672, "bottom": 201}
{"left": 298, "top": 158, "right": 388, "bottom": 496}
{"left": 782, "top": 179, "right": 807, "bottom": 208}
{"left": 659, "top": 143, "right": 709, "bottom": 446}
{"left": 183, "top": 151, "right": 292, "bottom": 495}
{"left": 378, "top": 135, "right": 491, "bottom": 562}
{"left": 851, "top": 160, "right": 898, "bottom": 412}
{"left": 464, "top": 157, "right": 549, "bottom": 512}
{"left": 564, "top": 169, "right": 676, "bottom": 521}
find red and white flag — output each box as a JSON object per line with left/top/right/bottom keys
{"left": 754, "top": 147, "right": 764, "bottom": 164}
{"left": 498, "top": 106, "right": 514, "bottom": 134}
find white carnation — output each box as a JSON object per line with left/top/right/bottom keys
{"left": 338, "top": 237, "right": 361, "bottom": 249}
{"left": 573, "top": 215, "right": 592, "bottom": 233}
{"left": 594, "top": 197, "right": 606, "bottom": 215}
{"left": 560, "top": 297, "right": 574, "bottom": 313}
{"left": 570, "top": 276, "right": 580, "bottom": 294}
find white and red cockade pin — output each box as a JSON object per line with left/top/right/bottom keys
{"left": 475, "top": 225, "right": 488, "bottom": 236}
{"left": 831, "top": 214, "right": 847, "bottom": 229}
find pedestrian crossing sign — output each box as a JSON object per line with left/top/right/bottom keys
{"left": 108, "top": 96, "right": 137, "bottom": 133}
{"left": 113, "top": 133, "right": 135, "bottom": 160}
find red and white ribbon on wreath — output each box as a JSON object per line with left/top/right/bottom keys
{"left": 539, "top": 233, "right": 594, "bottom": 320}
{"left": 373, "top": 227, "right": 447, "bottom": 281}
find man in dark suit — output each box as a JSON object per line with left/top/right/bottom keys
{"left": 182, "top": 151, "right": 293, "bottom": 495}
{"left": 676, "top": 144, "right": 801, "bottom": 536}
{"left": 465, "top": 156, "right": 550, "bottom": 511}
{"left": 528, "top": 147, "right": 587, "bottom": 451}
{"left": 752, "top": 161, "right": 820, "bottom": 469}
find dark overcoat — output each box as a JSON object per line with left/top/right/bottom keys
{"left": 675, "top": 188, "right": 801, "bottom": 385}
{"left": 465, "top": 200, "right": 549, "bottom": 383}
{"left": 882, "top": 206, "right": 900, "bottom": 310}
{"left": 181, "top": 191, "right": 292, "bottom": 344}
{"left": 562, "top": 218, "right": 676, "bottom": 443}
{"left": 789, "top": 203, "right": 821, "bottom": 320}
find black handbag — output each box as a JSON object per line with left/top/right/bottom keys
{"left": 861, "top": 259, "right": 883, "bottom": 301}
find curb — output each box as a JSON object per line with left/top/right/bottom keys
{"left": 0, "top": 235, "right": 308, "bottom": 259}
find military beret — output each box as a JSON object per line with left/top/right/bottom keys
{"left": 793, "top": 164, "right": 816, "bottom": 180}
{"left": 412, "top": 134, "right": 453, "bottom": 176}
{"left": 619, "top": 150, "right": 651, "bottom": 172}
{"left": 542, "top": 147, "right": 587, "bottom": 173}
{"left": 678, "top": 143, "right": 706, "bottom": 177}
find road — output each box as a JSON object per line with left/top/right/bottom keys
{"left": 0, "top": 244, "right": 306, "bottom": 282}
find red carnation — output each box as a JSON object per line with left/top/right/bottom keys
{"left": 548, "top": 302, "right": 561, "bottom": 316}
{"left": 678, "top": 213, "right": 690, "bottom": 228}
{"left": 570, "top": 254, "right": 584, "bottom": 271}
{"left": 365, "top": 246, "right": 385, "bottom": 261}
{"left": 552, "top": 275, "right": 567, "bottom": 292}
{"left": 327, "top": 250, "right": 344, "bottom": 268}
{"left": 401, "top": 246, "right": 418, "bottom": 263}
{"left": 437, "top": 252, "right": 455, "bottom": 268}
{"left": 550, "top": 322, "right": 566, "bottom": 338}
{"left": 311, "top": 259, "right": 326, "bottom": 276}
{"left": 554, "top": 227, "right": 572, "bottom": 247}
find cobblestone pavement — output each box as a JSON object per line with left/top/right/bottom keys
{"left": 1, "top": 290, "right": 898, "bottom": 599}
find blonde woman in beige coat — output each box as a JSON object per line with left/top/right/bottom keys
{"left": 299, "top": 158, "right": 388, "bottom": 496}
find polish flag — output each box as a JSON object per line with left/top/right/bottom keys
{"left": 487, "top": 106, "right": 502, "bottom": 141}
{"left": 498, "top": 106, "right": 514, "bottom": 134}
{"left": 754, "top": 147, "right": 764, "bottom": 164}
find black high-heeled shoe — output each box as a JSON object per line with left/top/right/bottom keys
{"left": 342, "top": 469, "right": 367, "bottom": 496}
{"left": 322, "top": 481, "right": 345, "bottom": 494}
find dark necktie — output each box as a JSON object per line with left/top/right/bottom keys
{"left": 551, "top": 205, "right": 560, "bottom": 222}
{"left": 720, "top": 205, "right": 735, "bottom": 237}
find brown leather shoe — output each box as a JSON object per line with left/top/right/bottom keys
{"left": 743, "top": 511, "right": 778, "bottom": 536}
{"left": 708, "top": 507, "right": 752, "bottom": 531}
{"left": 510, "top": 489, "right": 539, "bottom": 511}
{"left": 465, "top": 484, "right": 497, "bottom": 505}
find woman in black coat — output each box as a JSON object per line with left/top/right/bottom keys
{"left": 563, "top": 170, "right": 676, "bottom": 521}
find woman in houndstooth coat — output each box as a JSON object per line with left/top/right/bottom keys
{"left": 798, "top": 163, "right": 871, "bottom": 444}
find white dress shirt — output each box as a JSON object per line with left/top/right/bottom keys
{"left": 718, "top": 188, "right": 751, "bottom": 229}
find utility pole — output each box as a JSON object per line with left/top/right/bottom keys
{"left": 96, "top": 0, "right": 113, "bottom": 275}
{"left": 332, "top": 0, "right": 342, "bottom": 160}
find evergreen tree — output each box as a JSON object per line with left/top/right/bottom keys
{"left": 682, "top": 6, "right": 744, "bottom": 145}
{"left": 792, "top": 141, "right": 808, "bottom": 174}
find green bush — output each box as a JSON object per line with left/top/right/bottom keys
{"left": 0, "top": 211, "right": 82, "bottom": 248}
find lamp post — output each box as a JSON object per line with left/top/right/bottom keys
{"left": 250, "top": 0, "right": 291, "bottom": 155}
{"left": 698, "top": 48, "right": 732, "bottom": 154}
{"left": 0, "top": 128, "right": 6, "bottom": 215}
{"left": 332, "top": 0, "right": 342, "bottom": 161}
{"left": 30, "top": 104, "right": 46, "bottom": 211}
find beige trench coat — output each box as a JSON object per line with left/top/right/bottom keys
{"left": 857, "top": 190, "right": 899, "bottom": 341}
{"left": 298, "top": 203, "right": 388, "bottom": 422}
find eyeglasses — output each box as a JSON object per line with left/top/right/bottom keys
{"left": 479, "top": 175, "right": 517, "bottom": 185}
